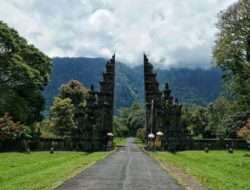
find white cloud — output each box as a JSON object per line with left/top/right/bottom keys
{"left": 0, "top": 0, "right": 237, "bottom": 68}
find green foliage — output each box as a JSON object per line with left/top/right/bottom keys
{"left": 224, "top": 110, "right": 250, "bottom": 131}
{"left": 182, "top": 105, "right": 209, "bottom": 138}
{"left": 183, "top": 96, "right": 235, "bottom": 138}
{"left": 127, "top": 102, "right": 145, "bottom": 136}
{"left": 113, "top": 137, "right": 127, "bottom": 146}
{"left": 136, "top": 127, "right": 146, "bottom": 142}
{"left": 50, "top": 97, "right": 75, "bottom": 136}
{"left": 0, "top": 151, "right": 109, "bottom": 190}
{"left": 113, "top": 116, "right": 129, "bottom": 137}
{"left": 214, "top": 0, "right": 250, "bottom": 128}
{"left": 114, "top": 101, "right": 145, "bottom": 137}
{"left": 151, "top": 151, "right": 250, "bottom": 190}
{"left": 237, "top": 119, "right": 250, "bottom": 140}
{"left": 206, "top": 97, "right": 235, "bottom": 137}
{"left": 49, "top": 80, "right": 89, "bottom": 137}
{"left": 0, "top": 21, "right": 51, "bottom": 124}
{"left": 35, "top": 119, "right": 57, "bottom": 138}
{"left": 0, "top": 113, "right": 26, "bottom": 140}
{"left": 59, "top": 80, "right": 89, "bottom": 106}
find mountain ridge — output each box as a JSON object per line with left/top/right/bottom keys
{"left": 43, "top": 57, "right": 222, "bottom": 112}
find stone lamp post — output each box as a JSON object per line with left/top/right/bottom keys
{"left": 107, "top": 132, "right": 114, "bottom": 151}
{"left": 155, "top": 131, "right": 164, "bottom": 150}
{"left": 148, "top": 133, "right": 155, "bottom": 151}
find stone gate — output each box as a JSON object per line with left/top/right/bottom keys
{"left": 144, "top": 54, "right": 189, "bottom": 151}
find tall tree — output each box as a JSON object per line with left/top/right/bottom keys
{"left": 59, "top": 80, "right": 89, "bottom": 107}
{"left": 59, "top": 80, "right": 89, "bottom": 130}
{"left": 49, "top": 80, "right": 90, "bottom": 137}
{"left": 50, "top": 97, "right": 75, "bottom": 136}
{"left": 213, "top": 0, "right": 250, "bottom": 132}
{"left": 0, "top": 21, "right": 51, "bottom": 124}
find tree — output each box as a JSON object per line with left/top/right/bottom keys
{"left": 191, "top": 107, "right": 210, "bottom": 138}
{"left": 0, "top": 21, "right": 51, "bottom": 124}
{"left": 237, "top": 119, "right": 250, "bottom": 140}
{"left": 0, "top": 113, "right": 25, "bottom": 141}
{"left": 114, "top": 101, "right": 145, "bottom": 137}
{"left": 49, "top": 80, "right": 90, "bottom": 137}
{"left": 113, "top": 116, "right": 129, "bottom": 137}
{"left": 59, "top": 80, "right": 89, "bottom": 131}
{"left": 136, "top": 127, "right": 146, "bottom": 142}
{"left": 206, "top": 97, "right": 234, "bottom": 138}
{"left": 183, "top": 97, "right": 236, "bottom": 138}
{"left": 224, "top": 110, "right": 250, "bottom": 137}
{"left": 34, "top": 119, "right": 55, "bottom": 138}
{"left": 59, "top": 80, "right": 89, "bottom": 107}
{"left": 182, "top": 105, "right": 208, "bottom": 138}
{"left": 127, "top": 102, "right": 145, "bottom": 136}
{"left": 214, "top": 0, "right": 250, "bottom": 114}
{"left": 50, "top": 97, "right": 75, "bottom": 137}
{"left": 213, "top": 0, "right": 250, "bottom": 135}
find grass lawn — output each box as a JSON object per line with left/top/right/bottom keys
{"left": 114, "top": 137, "right": 127, "bottom": 146}
{"left": 0, "top": 151, "right": 109, "bottom": 190}
{"left": 151, "top": 151, "right": 250, "bottom": 190}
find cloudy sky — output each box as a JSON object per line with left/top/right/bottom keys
{"left": 0, "top": 0, "right": 237, "bottom": 68}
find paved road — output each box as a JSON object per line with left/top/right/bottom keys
{"left": 57, "top": 138, "right": 184, "bottom": 190}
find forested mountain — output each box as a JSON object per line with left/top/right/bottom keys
{"left": 43, "top": 57, "right": 222, "bottom": 112}
{"left": 156, "top": 68, "right": 222, "bottom": 105}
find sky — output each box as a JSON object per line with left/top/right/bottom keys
{"left": 0, "top": 0, "right": 237, "bottom": 68}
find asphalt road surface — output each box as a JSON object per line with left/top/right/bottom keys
{"left": 57, "top": 138, "right": 184, "bottom": 190}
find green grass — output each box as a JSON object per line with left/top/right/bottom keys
{"left": 151, "top": 151, "right": 250, "bottom": 190}
{"left": 0, "top": 151, "right": 109, "bottom": 190}
{"left": 114, "top": 137, "right": 127, "bottom": 146}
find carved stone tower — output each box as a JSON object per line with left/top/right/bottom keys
{"left": 98, "top": 55, "right": 116, "bottom": 149}
{"left": 144, "top": 54, "right": 188, "bottom": 151}
{"left": 144, "top": 54, "right": 162, "bottom": 136}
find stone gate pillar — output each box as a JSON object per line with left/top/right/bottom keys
{"left": 97, "top": 55, "right": 116, "bottom": 150}
{"left": 143, "top": 54, "right": 189, "bottom": 151}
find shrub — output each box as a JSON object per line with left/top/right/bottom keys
{"left": 136, "top": 127, "right": 146, "bottom": 142}
{"left": 237, "top": 118, "right": 250, "bottom": 141}
{"left": 0, "top": 113, "right": 25, "bottom": 141}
